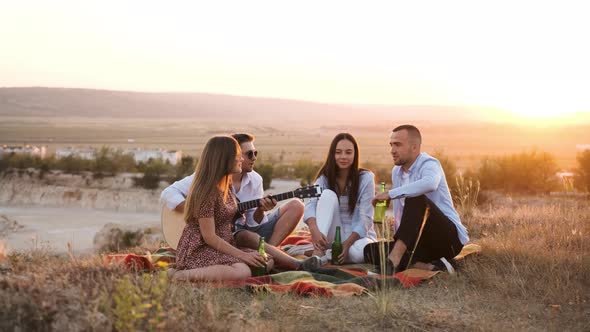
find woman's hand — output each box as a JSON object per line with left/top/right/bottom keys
{"left": 306, "top": 218, "right": 328, "bottom": 252}
{"left": 240, "top": 251, "right": 267, "bottom": 268}
{"left": 310, "top": 228, "right": 328, "bottom": 252}
{"left": 337, "top": 242, "right": 352, "bottom": 264}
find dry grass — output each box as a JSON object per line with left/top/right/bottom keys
{"left": 1, "top": 195, "right": 589, "bottom": 331}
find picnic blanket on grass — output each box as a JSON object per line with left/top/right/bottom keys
{"left": 104, "top": 247, "right": 176, "bottom": 271}
{"left": 104, "top": 241, "right": 481, "bottom": 297}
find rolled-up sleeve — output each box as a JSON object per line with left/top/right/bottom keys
{"left": 303, "top": 176, "right": 326, "bottom": 223}
{"left": 388, "top": 161, "right": 442, "bottom": 199}
{"left": 160, "top": 174, "right": 194, "bottom": 209}
{"left": 352, "top": 172, "right": 375, "bottom": 238}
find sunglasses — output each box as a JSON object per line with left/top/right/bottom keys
{"left": 243, "top": 150, "right": 258, "bottom": 160}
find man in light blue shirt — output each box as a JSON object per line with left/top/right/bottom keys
{"left": 369, "top": 125, "right": 468, "bottom": 274}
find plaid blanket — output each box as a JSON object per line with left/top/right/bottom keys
{"left": 104, "top": 243, "right": 481, "bottom": 297}
{"left": 103, "top": 247, "right": 176, "bottom": 271}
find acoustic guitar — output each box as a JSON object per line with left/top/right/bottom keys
{"left": 161, "top": 185, "right": 322, "bottom": 249}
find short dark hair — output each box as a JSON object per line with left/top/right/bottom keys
{"left": 392, "top": 125, "right": 422, "bottom": 145}
{"left": 231, "top": 133, "right": 255, "bottom": 145}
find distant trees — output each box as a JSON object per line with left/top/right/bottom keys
{"left": 293, "top": 160, "right": 321, "bottom": 186}
{"left": 0, "top": 147, "right": 198, "bottom": 189}
{"left": 172, "top": 156, "right": 196, "bottom": 183}
{"left": 0, "top": 146, "right": 572, "bottom": 195}
{"left": 431, "top": 150, "right": 459, "bottom": 194}
{"left": 55, "top": 155, "right": 93, "bottom": 174}
{"left": 362, "top": 161, "right": 391, "bottom": 185}
{"left": 94, "top": 147, "right": 136, "bottom": 176}
{"left": 255, "top": 162, "right": 274, "bottom": 190}
{"left": 134, "top": 159, "right": 167, "bottom": 189}
{"left": 255, "top": 157, "right": 321, "bottom": 187}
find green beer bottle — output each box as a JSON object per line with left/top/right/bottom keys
{"left": 331, "top": 226, "right": 343, "bottom": 265}
{"left": 252, "top": 237, "right": 268, "bottom": 276}
{"left": 373, "top": 182, "right": 387, "bottom": 223}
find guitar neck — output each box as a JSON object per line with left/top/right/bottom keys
{"left": 238, "top": 191, "right": 296, "bottom": 212}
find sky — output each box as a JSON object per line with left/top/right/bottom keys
{"left": 1, "top": 0, "right": 589, "bottom": 124}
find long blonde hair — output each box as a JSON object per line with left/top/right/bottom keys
{"left": 184, "top": 135, "right": 240, "bottom": 223}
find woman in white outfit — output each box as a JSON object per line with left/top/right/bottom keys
{"left": 304, "top": 133, "right": 377, "bottom": 264}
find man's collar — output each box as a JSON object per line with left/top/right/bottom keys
{"left": 406, "top": 153, "right": 423, "bottom": 173}
{"left": 398, "top": 153, "right": 422, "bottom": 176}
{"left": 241, "top": 172, "right": 252, "bottom": 186}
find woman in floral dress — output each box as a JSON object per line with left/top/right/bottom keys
{"left": 169, "top": 135, "right": 268, "bottom": 281}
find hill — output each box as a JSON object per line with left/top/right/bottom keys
{"left": 0, "top": 87, "right": 483, "bottom": 127}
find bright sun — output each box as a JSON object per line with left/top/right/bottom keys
{"left": 507, "top": 103, "right": 571, "bottom": 120}
{"left": 490, "top": 87, "right": 589, "bottom": 125}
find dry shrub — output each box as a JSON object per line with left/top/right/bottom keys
{"left": 93, "top": 223, "right": 163, "bottom": 254}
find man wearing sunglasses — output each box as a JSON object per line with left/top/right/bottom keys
{"left": 161, "top": 133, "right": 319, "bottom": 271}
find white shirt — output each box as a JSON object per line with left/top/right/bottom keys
{"left": 160, "top": 170, "right": 268, "bottom": 227}
{"left": 304, "top": 171, "right": 377, "bottom": 240}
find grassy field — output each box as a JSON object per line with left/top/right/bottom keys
{"left": 1, "top": 193, "right": 588, "bottom": 331}
{"left": 1, "top": 116, "right": 589, "bottom": 170}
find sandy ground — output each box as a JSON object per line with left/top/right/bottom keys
{"left": 0, "top": 179, "right": 303, "bottom": 254}
{"left": 0, "top": 206, "right": 160, "bottom": 254}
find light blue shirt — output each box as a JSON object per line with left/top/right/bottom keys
{"left": 389, "top": 152, "right": 469, "bottom": 245}
{"left": 304, "top": 171, "right": 377, "bottom": 240}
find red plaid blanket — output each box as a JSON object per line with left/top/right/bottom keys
{"left": 104, "top": 242, "right": 480, "bottom": 297}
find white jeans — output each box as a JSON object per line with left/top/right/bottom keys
{"left": 315, "top": 190, "right": 374, "bottom": 263}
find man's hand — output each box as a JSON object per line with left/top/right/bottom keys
{"left": 257, "top": 195, "right": 277, "bottom": 213}
{"left": 372, "top": 192, "right": 391, "bottom": 207}
{"left": 253, "top": 195, "right": 277, "bottom": 223}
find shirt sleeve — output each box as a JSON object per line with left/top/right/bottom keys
{"left": 160, "top": 174, "right": 194, "bottom": 209}
{"left": 351, "top": 172, "right": 375, "bottom": 238}
{"left": 303, "top": 176, "right": 326, "bottom": 223}
{"left": 388, "top": 160, "right": 442, "bottom": 199}
{"left": 243, "top": 175, "right": 268, "bottom": 225}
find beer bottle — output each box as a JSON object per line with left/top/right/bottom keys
{"left": 331, "top": 226, "right": 343, "bottom": 265}
{"left": 252, "top": 237, "right": 267, "bottom": 276}
{"left": 373, "top": 182, "right": 387, "bottom": 223}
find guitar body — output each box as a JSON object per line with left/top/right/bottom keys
{"left": 161, "top": 185, "right": 322, "bottom": 250}
{"left": 161, "top": 206, "right": 185, "bottom": 250}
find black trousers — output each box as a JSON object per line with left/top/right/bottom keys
{"left": 364, "top": 195, "right": 463, "bottom": 271}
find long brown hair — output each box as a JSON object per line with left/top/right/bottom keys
{"left": 315, "top": 133, "right": 364, "bottom": 214}
{"left": 184, "top": 136, "right": 240, "bottom": 223}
